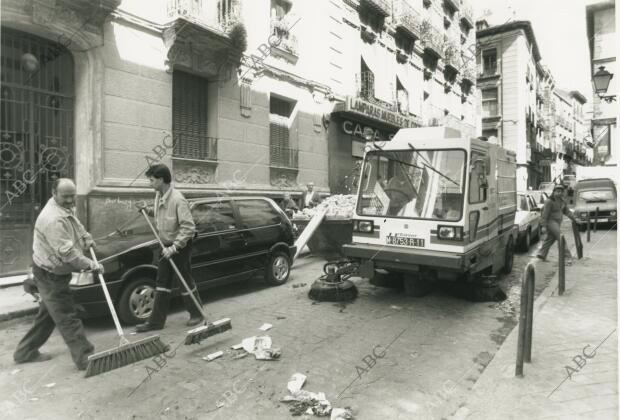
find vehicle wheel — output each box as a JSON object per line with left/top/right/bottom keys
{"left": 118, "top": 277, "right": 156, "bottom": 325}
{"left": 370, "top": 270, "right": 404, "bottom": 288}
{"left": 502, "top": 236, "right": 515, "bottom": 274}
{"left": 403, "top": 274, "right": 433, "bottom": 297}
{"left": 265, "top": 251, "right": 291, "bottom": 286}
{"left": 519, "top": 229, "right": 531, "bottom": 252}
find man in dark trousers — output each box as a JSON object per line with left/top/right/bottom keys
{"left": 135, "top": 163, "right": 203, "bottom": 332}
{"left": 537, "top": 184, "right": 577, "bottom": 261}
{"left": 14, "top": 178, "right": 103, "bottom": 370}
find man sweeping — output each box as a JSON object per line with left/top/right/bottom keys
{"left": 537, "top": 184, "right": 577, "bottom": 261}
{"left": 14, "top": 178, "right": 103, "bottom": 371}
{"left": 135, "top": 163, "right": 204, "bottom": 332}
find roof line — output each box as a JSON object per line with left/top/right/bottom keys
{"left": 476, "top": 20, "right": 541, "bottom": 62}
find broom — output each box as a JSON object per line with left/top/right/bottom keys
{"left": 85, "top": 248, "right": 169, "bottom": 378}
{"left": 139, "top": 209, "right": 232, "bottom": 345}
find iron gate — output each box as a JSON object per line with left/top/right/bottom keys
{"left": 0, "top": 28, "right": 74, "bottom": 276}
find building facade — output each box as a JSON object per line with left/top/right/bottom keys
{"left": 0, "top": 0, "right": 476, "bottom": 276}
{"left": 586, "top": 1, "right": 616, "bottom": 166}
{"left": 475, "top": 20, "right": 547, "bottom": 191}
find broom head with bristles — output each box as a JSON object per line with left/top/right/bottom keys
{"left": 185, "top": 318, "right": 232, "bottom": 345}
{"left": 85, "top": 335, "right": 169, "bottom": 378}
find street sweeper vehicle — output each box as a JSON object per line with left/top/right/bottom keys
{"left": 341, "top": 127, "right": 518, "bottom": 296}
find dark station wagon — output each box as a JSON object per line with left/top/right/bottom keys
{"left": 70, "top": 197, "right": 296, "bottom": 324}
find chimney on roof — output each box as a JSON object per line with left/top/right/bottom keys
{"left": 476, "top": 19, "right": 489, "bottom": 31}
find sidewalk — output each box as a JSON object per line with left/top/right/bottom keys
{"left": 455, "top": 228, "right": 618, "bottom": 419}
{"left": 0, "top": 283, "right": 38, "bottom": 322}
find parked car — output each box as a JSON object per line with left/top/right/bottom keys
{"left": 539, "top": 182, "right": 555, "bottom": 196}
{"left": 70, "top": 197, "right": 296, "bottom": 324}
{"left": 573, "top": 178, "right": 617, "bottom": 230}
{"left": 515, "top": 192, "right": 542, "bottom": 252}
{"left": 528, "top": 190, "right": 549, "bottom": 211}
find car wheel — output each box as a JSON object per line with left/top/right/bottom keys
{"left": 118, "top": 277, "right": 156, "bottom": 325}
{"left": 266, "top": 251, "right": 291, "bottom": 286}
{"left": 535, "top": 224, "right": 542, "bottom": 242}
{"left": 519, "top": 229, "right": 531, "bottom": 252}
{"left": 502, "top": 236, "right": 515, "bottom": 274}
{"left": 403, "top": 274, "right": 433, "bottom": 297}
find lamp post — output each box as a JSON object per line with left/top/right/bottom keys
{"left": 592, "top": 66, "right": 616, "bottom": 103}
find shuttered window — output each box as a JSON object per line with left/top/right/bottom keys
{"left": 172, "top": 71, "right": 216, "bottom": 160}
{"left": 269, "top": 96, "right": 297, "bottom": 168}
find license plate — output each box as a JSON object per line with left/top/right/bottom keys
{"left": 598, "top": 218, "right": 608, "bottom": 223}
{"left": 386, "top": 235, "right": 425, "bottom": 247}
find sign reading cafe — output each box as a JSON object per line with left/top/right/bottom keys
{"left": 342, "top": 120, "right": 395, "bottom": 142}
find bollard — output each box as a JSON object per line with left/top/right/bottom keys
{"left": 587, "top": 218, "right": 591, "bottom": 242}
{"left": 516, "top": 263, "right": 535, "bottom": 377}
{"left": 594, "top": 207, "right": 599, "bottom": 232}
{"left": 572, "top": 220, "right": 583, "bottom": 259}
{"left": 558, "top": 236, "right": 566, "bottom": 296}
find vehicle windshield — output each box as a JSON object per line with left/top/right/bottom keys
{"left": 578, "top": 189, "right": 615, "bottom": 202}
{"left": 357, "top": 149, "right": 465, "bottom": 221}
{"left": 518, "top": 195, "right": 528, "bottom": 211}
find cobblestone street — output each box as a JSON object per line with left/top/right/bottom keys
{"left": 0, "top": 224, "right": 576, "bottom": 420}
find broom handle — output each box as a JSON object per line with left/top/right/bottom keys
{"left": 89, "top": 248, "right": 129, "bottom": 344}
{"left": 139, "top": 209, "right": 208, "bottom": 320}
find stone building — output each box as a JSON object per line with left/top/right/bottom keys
{"left": 0, "top": 0, "right": 476, "bottom": 276}
{"left": 586, "top": 1, "right": 616, "bottom": 166}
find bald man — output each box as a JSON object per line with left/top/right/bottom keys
{"left": 14, "top": 178, "right": 103, "bottom": 371}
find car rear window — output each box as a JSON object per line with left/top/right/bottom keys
{"left": 192, "top": 202, "right": 237, "bottom": 233}
{"left": 236, "top": 200, "right": 281, "bottom": 228}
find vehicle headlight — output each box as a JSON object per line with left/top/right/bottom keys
{"left": 611, "top": 211, "right": 617, "bottom": 216}
{"left": 70, "top": 271, "right": 95, "bottom": 286}
{"left": 353, "top": 220, "right": 374, "bottom": 233}
{"left": 437, "top": 225, "right": 464, "bottom": 240}
{"left": 580, "top": 212, "right": 587, "bottom": 218}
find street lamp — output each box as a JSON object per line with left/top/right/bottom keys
{"left": 592, "top": 66, "right": 616, "bottom": 103}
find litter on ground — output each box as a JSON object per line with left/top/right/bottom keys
{"left": 202, "top": 351, "right": 223, "bottom": 362}
{"left": 259, "top": 323, "right": 273, "bottom": 331}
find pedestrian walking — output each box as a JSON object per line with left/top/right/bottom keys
{"left": 537, "top": 184, "right": 577, "bottom": 261}
{"left": 134, "top": 163, "right": 204, "bottom": 333}
{"left": 13, "top": 178, "right": 103, "bottom": 371}
{"left": 301, "top": 182, "right": 321, "bottom": 209}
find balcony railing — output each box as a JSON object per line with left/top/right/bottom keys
{"left": 443, "top": 42, "right": 460, "bottom": 73}
{"left": 271, "top": 17, "right": 298, "bottom": 56}
{"left": 359, "top": 0, "right": 391, "bottom": 17}
{"left": 270, "top": 145, "right": 299, "bottom": 169}
{"left": 167, "top": 0, "right": 240, "bottom": 33}
{"left": 393, "top": 0, "right": 422, "bottom": 40}
{"left": 459, "top": 4, "right": 474, "bottom": 29}
{"left": 173, "top": 133, "right": 218, "bottom": 161}
{"left": 420, "top": 20, "right": 444, "bottom": 59}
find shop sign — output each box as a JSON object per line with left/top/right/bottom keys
{"left": 342, "top": 120, "right": 395, "bottom": 142}
{"left": 339, "top": 97, "right": 421, "bottom": 128}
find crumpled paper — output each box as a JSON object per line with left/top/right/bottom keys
{"left": 241, "top": 336, "right": 281, "bottom": 360}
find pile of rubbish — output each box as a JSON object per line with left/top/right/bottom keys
{"left": 281, "top": 373, "right": 354, "bottom": 419}
{"left": 293, "top": 195, "right": 356, "bottom": 219}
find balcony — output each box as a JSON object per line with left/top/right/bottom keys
{"left": 393, "top": 0, "right": 422, "bottom": 40}
{"left": 459, "top": 4, "right": 474, "bottom": 30}
{"left": 270, "top": 17, "right": 299, "bottom": 60}
{"left": 462, "top": 65, "right": 476, "bottom": 84}
{"left": 420, "top": 20, "right": 444, "bottom": 59}
{"left": 443, "top": 0, "right": 460, "bottom": 14}
{"left": 167, "top": 0, "right": 240, "bottom": 34}
{"left": 173, "top": 134, "right": 218, "bottom": 161}
{"left": 443, "top": 42, "right": 460, "bottom": 74}
{"left": 359, "top": 0, "right": 391, "bottom": 17}
{"left": 270, "top": 146, "right": 299, "bottom": 169}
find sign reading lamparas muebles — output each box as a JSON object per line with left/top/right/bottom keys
{"left": 338, "top": 97, "right": 422, "bottom": 128}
